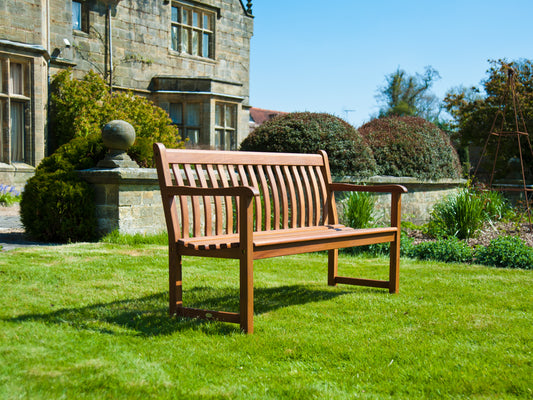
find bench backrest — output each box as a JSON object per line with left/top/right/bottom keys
{"left": 154, "top": 144, "right": 339, "bottom": 240}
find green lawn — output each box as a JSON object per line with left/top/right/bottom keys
{"left": 0, "top": 243, "right": 531, "bottom": 399}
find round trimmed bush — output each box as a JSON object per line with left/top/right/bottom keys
{"left": 241, "top": 112, "right": 377, "bottom": 178}
{"left": 21, "top": 171, "right": 97, "bottom": 242}
{"left": 358, "top": 116, "right": 462, "bottom": 180}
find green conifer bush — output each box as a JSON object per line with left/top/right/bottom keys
{"left": 358, "top": 116, "right": 462, "bottom": 180}
{"left": 241, "top": 112, "right": 377, "bottom": 178}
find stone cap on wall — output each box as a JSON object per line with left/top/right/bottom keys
{"left": 334, "top": 175, "right": 467, "bottom": 188}
{"left": 78, "top": 167, "right": 159, "bottom": 185}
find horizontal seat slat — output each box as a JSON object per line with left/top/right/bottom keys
{"left": 178, "top": 225, "right": 398, "bottom": 251}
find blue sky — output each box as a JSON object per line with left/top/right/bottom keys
{"left": 249, "top": 0, "right": 532, "bottom": 127}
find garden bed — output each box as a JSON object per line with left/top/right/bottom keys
{"left": 406, "top": 220, "right": 533, "bottom": 248}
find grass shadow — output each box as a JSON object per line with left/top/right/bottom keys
{"left": 3, "top": 284, "right": 365, "bottom": 336}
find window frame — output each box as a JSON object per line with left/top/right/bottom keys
{"left": 171, "top": 2, "right": 215, "bottom": 59}
{"left": 169, "top": 101, "right": 203, "bottom": 146}
{"left": 214, "top": 102, "right": 238, "bottom": 150}
{"left": 0, "top": 58, "right": 30, "bottom": 164}
{"left": 72, "top": 1, "right": 89, "bottom": 33}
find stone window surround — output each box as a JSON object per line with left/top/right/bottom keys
{"left": 0, "top": 55, "right": 31, "bottom": 164}
{"left": 170, "top": 1, "right": 218, "bottom": 60}
{"left": 214, "top": 102, "right": 237, "bottom": 150}
{"left": 72, "top": 0, "right": 90, "bottom": 34}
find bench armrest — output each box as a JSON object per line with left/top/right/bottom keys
{"left": 329, "top": 183, "right": 408, "bottom": 194}
{"left": 163, "top": 185, "right": 260, "bottom": 198}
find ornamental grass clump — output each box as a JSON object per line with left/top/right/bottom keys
{"left": 343, "top": 190, "right": 376, "bottom": 229}
{"left": 428, "top": 188, "right": 487, "bottom": 240}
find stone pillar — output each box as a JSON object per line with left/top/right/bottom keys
{"left": 78, "top": 120, "right": 166, "bottom": 235}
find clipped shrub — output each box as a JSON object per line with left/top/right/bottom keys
{"left": 49, "top": 69, "right": 183, "bottom": 167}
{"left": 428, "top": 188, "right": 487, "bottom": 240}
{"left": 21, "top": 70, "right": 184, "bottom": 243}
{"left": 476, "top": 236, "right": 533, "bottom": 269}
{"left": 358, "top": 116, "right": 462, "bottom": 180}
{"left": 407, "top": 238, "right": 474, "bottom": 263}
{"left": 241, "top": 112, "right": 377, "bottom": 178}
{"left": 343, "top": 191, "right": 375, "bottom": 229}
{"left": 21, "top": 171, "right": 97, "bottom": 242}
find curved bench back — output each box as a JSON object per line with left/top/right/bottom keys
{"left": 154, "top": 144, "right": 338, "bottom": 240}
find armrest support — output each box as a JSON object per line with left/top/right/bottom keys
{"left": 329, "top": 183, "right": 408, "bottom": 194}
{"left": 330, "top": 183, "right": 407, "bottom": 229}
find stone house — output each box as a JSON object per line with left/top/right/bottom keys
{"left": 0, "top": 0, "right": 254, "bottom": 186}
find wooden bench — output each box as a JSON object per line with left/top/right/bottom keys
{"left": 154, "top": 143, "right": 408, "bottom": 333}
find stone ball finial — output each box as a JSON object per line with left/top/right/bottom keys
{"left": 102, "top": 120, "right": 136, "bottom": 151}
{"left": 97, "top": 120, "right": 139, "bottom": 169}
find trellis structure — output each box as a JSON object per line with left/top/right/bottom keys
{"left": 473, "top": 66, "right": 533, "bottom": 229}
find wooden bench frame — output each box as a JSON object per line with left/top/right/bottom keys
{"left": 154, "top": 143, "right": 408, "bottom": 333}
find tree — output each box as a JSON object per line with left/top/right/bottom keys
{"left": 444, "top": 59, "right": 533, "bottom": 179}
{"left": 376, "top": 66, "right": 441, "bottom": 121}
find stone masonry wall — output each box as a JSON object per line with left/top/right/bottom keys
{"left": 80, "top": 168, "right": 466, "bottom": 236}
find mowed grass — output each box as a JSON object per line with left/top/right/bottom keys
{"left": 0, "top": 243, "right": 531, "bottom": 399}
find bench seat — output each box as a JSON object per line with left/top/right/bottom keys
{"left": 179, "top": 225, "right": 397, "bottom": 255}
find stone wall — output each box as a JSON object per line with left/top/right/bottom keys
{"left": 79, "top": 168, "right": 165, "bottom": 235}
{"left": 79, "top": 168, "right": 466, "bottom": 236}
{"left": 335, "top": 176, "right": 467, "bottom": 226}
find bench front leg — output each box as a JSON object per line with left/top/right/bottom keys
{"left": 169, "top": 245, "right": 183, "bottom": 315}
{"left": 239, "top": 194, "right": 255, "bottom": 333}
{"left": 389, "top": 191, "right": 402, "bottom": 293}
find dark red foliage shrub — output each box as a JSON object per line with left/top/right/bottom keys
{"left": 358, "top": 116, "right": 462, "bottom": 180}
{"left": 240, "top": 112, "right": 377, "bottom": 178}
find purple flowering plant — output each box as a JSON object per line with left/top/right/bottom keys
{"left": 0, "top": 184, "right": 21, "bottom": 206}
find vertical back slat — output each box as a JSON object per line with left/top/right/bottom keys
{"left": 315, "top": 166, "right": 328, "bottom": 225}
{"left": 227, "top": 165, "right": 240, "bottom": 232}
{"left": 307, "top": 165, "right": 321, "bottom": 226}
{"left": 246, "top": 165, "right": 262, "bottom": 231}
{"left": 283, "top": 165, "right": 297, "bottom": 228}
{"left": 274, "top": 166, "right": 289, "bottom": 229}
{"left": 171, "top": 164, "right": 189, "bottom": 237}
{"left": 257, "top": 165, "right": 271, "bottom": 231}
{"left": 195, "top": 164, "right": 212, "bottom": 236}
{"left": 183, "top": 163, "right": 201, "bottom": 236}
{"left": 291, "top": 165, "right": 305, "bottom": 227}
{"left": 299, "top": 165, "right": 313, "bottom": 226}
{"left": 206, "top": 164, "right": 224, "bottom": 235}
{"left": 266, "top": 165, "right": 280, "bottom": 230}
{"left": 217, "top": 164, "right": 233, "bottom": 234}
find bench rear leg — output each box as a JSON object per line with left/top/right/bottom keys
{"left": 389, "top": 236, "right": 400, "bottom": 294}
{"left": 328, "top": 249, "right": 338, "bottom": 286}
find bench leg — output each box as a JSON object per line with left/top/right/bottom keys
{"left": 389, "top": 237, "right": 400, "bottom": 294}
{"left": 239, "top": 255, "right": 254, "bottom": 334}
{"left": 169, "top": 250, "right": 183, "bottom": 316}
{"left": 328, "top": 249, "right": 338, "bottom": 286}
